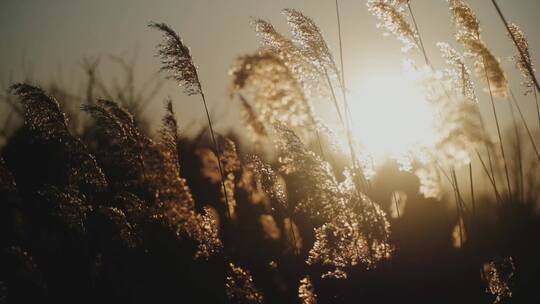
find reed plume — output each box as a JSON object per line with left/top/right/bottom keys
{"left": 282, "top": 8, "right": 340, "bottom": 79}
{"left": 39, "top": 185, "right": 92, "bottom": 238}
{"left": 507, "top": 23, "right": 535, "bottom": 95}
{"left": 225, "top": 263, "right": 264, "bottom": 304}
{"left": 482, "top": 257, "right": 515, "bottom": 303}
{"left": 456, "top": 32, "right": 508, "bottom": 98}
{"left": 448, "top": 0, "right": 480, "bottom": 38}
{"left": 149, "top": 21, "right": 232, "bottom": 219}
{"left": 148, "top": 22, "right": 201, "bottom": 96}
{"left": 218, "top": 137, "right": 240, "bottom": 219}
{"left": 367, "top": 0, "right": 420, "bottom": 52}
{"left": 82, "top": 99, "right": 148, "bottom": 191}
{"left": 298, "top": 276, "right": 317, "bottom": 304}
{"left": 275, "top": 123, "right": 391, "bottom": 278}
{"left": 447, "top": 1, "right": 508, "bottom": 98}
{"left": 11, "top": 84, "right": 107, "bottom": 194}
{"left": 152, "top": 100, "right": 222, "bottom": 258}
{"left": 92, "top": 207, "right": 138, "bottom": 249}
{"left": 230, "top": 52, "right": 316, "bottom": 134}
{"left": 243, "top": 154, "right": 287, "bottom": 209}
{"left": 238, "top": 95, "right": 268, "bottom": 143}
{"left": 438, "top": 42, "right": 477, "bottom": 103}
{"left": 250, "top": 18, "right": 322, "bottom": 97}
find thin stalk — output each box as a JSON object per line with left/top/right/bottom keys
{"left": 392, "top": 191, "right": 401, "bottom": 218}
{"left": 335, "top": 0, "right": 346, "bottom": 88}
{"left": 451, "top": 166, "right": 469, "bottom": 215}
{"left": 288, "top": 216, "right": 299, "bottom": 255}
{"left": 334, "top": 0, "right": 369, "bottom": 193}
{"left": 324, "top": 70, "right": 345, "bottom": 125}
{"left": 451, "top": 168, "right": 464, "bottom": 248}
{"left": 469, "top": 163, "right": 476, "bottom": 216}
{"left": 490, "top": 0, "right": 540, "bottom": 93}
{"left": 508, "top": 100, "right": 524, "bottom": 202}
{"left": 200, "top": 91, "right": 232, "bottom": 219}
{"left": 476, "top": 150, "right": 503, "bottom": 205}
{"left": 534, "top": 88, "right": 540, "bottom": 129}
{"left": 406, "top": 2, "right": 430, "bottom": 66}
{"left": 433, "top": 161, "right": 467, "bottom": 213}
{"left": 509, "top": 89, "right": 540, "bottom": 162}
{"left": 483, "top": 62, "right": 512, "bottom": 203}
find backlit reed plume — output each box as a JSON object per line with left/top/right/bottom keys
{"left": 274, "top": 123, "right": 340, "bottom": 219}
{"left": 298, "top": 276, "right": 317, "bottom": 304}
{"left": 250, "top": 18, "right": 321, "bottom": 97}
{"left": 447, "top": 0, "right": 480, "bottom": 38}
{"left": 275, "top": 123, "right": 392, "bottom": 278}
{"left": 152, "top": 100, "right": 222, "bottom": 258}
{"left": 149, "top": 21, "right": 231, "bottom": 218}
{"left": 111, "top": 192, "right": 146, "bottom": 231}
{"left": 238, "top": 95, "right": 268, "bottom": 143}
{"left": 93, "top": 207, "right": 138, "bottom": 249}
{"left": 482, "top": 257, "right": 515, "bottom": 303}
{"left": 367, "top": 0, "right": 420, "bottom": 52}
{"left": 148, "top": 22, "right": 201, "bottom": 96}
{"left": 447, "top": 1, "right": 514, "bottom": 201}
{"left": 507, "top": 23, "right": 535, "bottom": 95}
{"left": 282, "top": 8, "right": 340, "bottom": 79}
{"left": 230, "top": 52, "right": 316, "bottom": 134}
{"left": 82, "top": 99, "right": 148, "bottom": 191}
{"left": 307, "top": 190, "right": 392, "bottom": 279}
{"left": 415, "top": 165, "right": 443, "bottom": 200}
{"left": 447, "top": 1, "right": 508, "bottom": 98}
{"left": 11, "top": 84, "right": 107, "bottom": 194}
{"left": 226, "top": 263, "right": 264, "bottom": 304}
{"left": 219, "top": 137, "right": 240, "bottom": 219}
{"left": 404, "top": 60, "right": 485, "bottom": 166}
{"left": 434, "top": 97, "right": 484, "bottom": 165}
{"left": 438, "top": 42, "right": 477, "bottom": 103}
{"left": 490, "top": 0, "right": 540, "bottom": 94}
{"left": 243, "top": 154, "right": 287, "bottom": 209}
{"left": 39, "top": 185, "right": 92, "bottom": 238}
{"left": 456, "top": 32, "right": 508, "bottom": 98}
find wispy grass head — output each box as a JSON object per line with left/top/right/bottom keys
{"left": 447, "top": 0, "right": 480, "bottom": 38}
{"left": 230, "top": 51, "right": 316, "bottom": 132}
{"left": 438, "top": 42, "right": 477, "bottom": 103}
{"left": 11, "top": 83, "right": 107, "bottom": 193}
{"left": 508, "top": 23, "right": 535, "bottom": 95}
{"left": 456, "top": 32, "right": 508, "bottom": 98}
{"left": 298, "top": 276, "right": 317, "bottom": 304}
{"left": 226, "top": 263, "right": 264, "bottom": 304}
{"left": 282, "top": 8, "right": 339, "bottom": 78}
{"left": 149, "top": 22, "right": 201, "bottom": 96}
{"left": 367, "top": 0, "right": 420, "bottom": 52}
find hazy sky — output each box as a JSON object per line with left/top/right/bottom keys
{"left": 1, "top": 0, "right": 539, "bottom": 138}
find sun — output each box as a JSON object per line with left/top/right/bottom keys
{"left": 348, "top": 67, "right": 437, "bottom": 164}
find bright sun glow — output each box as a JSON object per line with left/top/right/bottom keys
{"left": 349, "top": 68, "right": 436, "bottom": 162}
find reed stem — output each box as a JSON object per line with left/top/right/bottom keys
{"left": 200, "top": 91, "right": 232, "bottom": 219}
{"left": 483, "top": 62, "right": 512, "bottom": 203}
{"left": 509, "top": 89, "right": 540, "bottom": 162}
{"left": 490, "top": 0, "right": 540, "bottom": 93}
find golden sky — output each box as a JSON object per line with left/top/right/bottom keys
{"left": 1, "top": 0, "right": 539, "bottom": 138}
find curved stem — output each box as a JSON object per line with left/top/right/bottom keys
{"left": 200, "top": 91, "right": 232, "bottom": 219}
{"left": 509, "top": 89, "right": 540, "bottom": 162}
{"left": 483, "top": 65, "right": 512, "bottom": 203}
{"left": 490, "top": 0, "right": 540, "bottom": 93}
{"left": 407, "top": 2, "right": 430, "bottom": 66}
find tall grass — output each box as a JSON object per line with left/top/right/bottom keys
{"left": 1, "top": 1, "right": 539, "bottom": 303}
